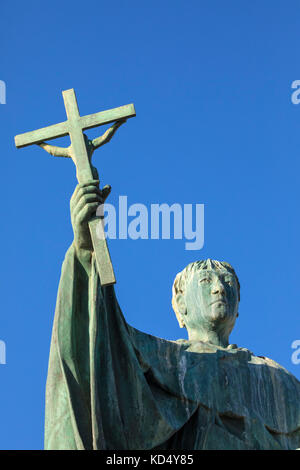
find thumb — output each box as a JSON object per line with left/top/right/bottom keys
{"left": 102, "top": 184, "right": 111, "bottom": 200}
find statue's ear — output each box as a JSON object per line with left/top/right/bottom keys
{"left": 176, "top": 294, "right": 187, "bottom": 315}
{"left": 175, "top": 294, "right": 187, "bottom": 328}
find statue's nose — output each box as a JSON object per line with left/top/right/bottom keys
{"left": 212, "top": 281, "right": 225, "bottom": 295}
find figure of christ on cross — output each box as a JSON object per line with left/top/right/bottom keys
{"left": 15, "top": 88, "right": 136, "bottom": 286}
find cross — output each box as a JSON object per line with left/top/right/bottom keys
{"left": 15, "top": 88, "right": 136, "bottom": 286}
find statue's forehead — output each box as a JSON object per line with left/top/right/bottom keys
{"left": 193, "top": 268, "right": 234, "bottom": 278}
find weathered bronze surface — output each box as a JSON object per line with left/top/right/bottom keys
{"left": 44, "top": 240, "right": 300, "bottom": 449}
{"left": 16, "top": 91, "right": 300, "bottom": 450}
{"left": 44, "top": 183, "right": 300, "bottom": 450}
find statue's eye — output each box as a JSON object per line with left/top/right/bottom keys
{"left": 199, "top": 278, "right": 210, "bottom": 284}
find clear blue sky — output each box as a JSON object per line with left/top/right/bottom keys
{"left": 0, "top": 0, "right": 299, "bottom": 450}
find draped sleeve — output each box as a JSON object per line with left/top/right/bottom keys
{"left": 44, "top": 245, "right": 197, "bottom": 450}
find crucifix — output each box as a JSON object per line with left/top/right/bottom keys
{"left": 15, "top": 88, "right": 136, "bottom": 286}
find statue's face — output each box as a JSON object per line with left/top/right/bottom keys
{"left": 183, "top": 268, "right": 239, "bottom": 331}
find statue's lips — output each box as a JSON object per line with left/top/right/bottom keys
{"left": 210, "top": 299, "right": 227, "bottom": 306}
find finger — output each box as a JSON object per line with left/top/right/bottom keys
{"left": 101, "top": 185, "right": 111, "bottom": 200}
{"left": 71, "top": 179, "right": 99, "bottom": 197}
{"left": 72, "top": 184, "right": 109, "bottom": 211}
{"left": 75, "top": 201, "right": 100, "bottom": 225}
{"left": 73, "top": 193, "right": 103, "bottom": 220}
{"left": 71, "top": 180, "right": 100, "bottom": 207}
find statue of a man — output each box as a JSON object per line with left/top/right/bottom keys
{"left": 45, "top": 180, "right": 300, "bottom": 450}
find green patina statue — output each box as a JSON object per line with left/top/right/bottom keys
{"left": 16, "top": 90, "right": 300, "bottom": 449}
{"left": 44, "top": 177, "right": 300, "bottom": 450}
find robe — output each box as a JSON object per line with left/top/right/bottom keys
{"left": 44, "top": 245, "right": 300, "bottom": 450}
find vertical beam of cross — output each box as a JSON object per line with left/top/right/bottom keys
{"left": 62, "top": 89, "right": 94, "bottom": 183}
{"left": 15, "top": 88, "right": 136, "bottom": 286}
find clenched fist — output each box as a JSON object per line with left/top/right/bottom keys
{"left": 70, "top": 179, "right": 111, "bottom": 255}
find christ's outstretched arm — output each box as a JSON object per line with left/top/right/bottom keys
{"left": 92, "top": 119, "right": 126, "bottom": 150}
{"left": 37, "top": 142, "right": 71, "bottom": 157}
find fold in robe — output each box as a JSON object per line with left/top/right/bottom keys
{"left": 45, "top": 245, "right": 300, "bottom": 450}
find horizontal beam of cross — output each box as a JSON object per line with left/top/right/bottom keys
{"left": 15, "top": 103, "right": 136, "bottom": 148}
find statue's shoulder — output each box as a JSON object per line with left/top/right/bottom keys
{"left": 175, "top": 341, "right": 299, "bottom": 379}
{"left": 250, "top": 352, "right": 300, "bottom": 380}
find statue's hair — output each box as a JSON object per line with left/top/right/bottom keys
{"left": 172, "top": 259, "right": 240, "bottom": 328}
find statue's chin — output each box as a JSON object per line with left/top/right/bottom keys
{"left": 210, "top": 304, "right": 230, "bottom": 323}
